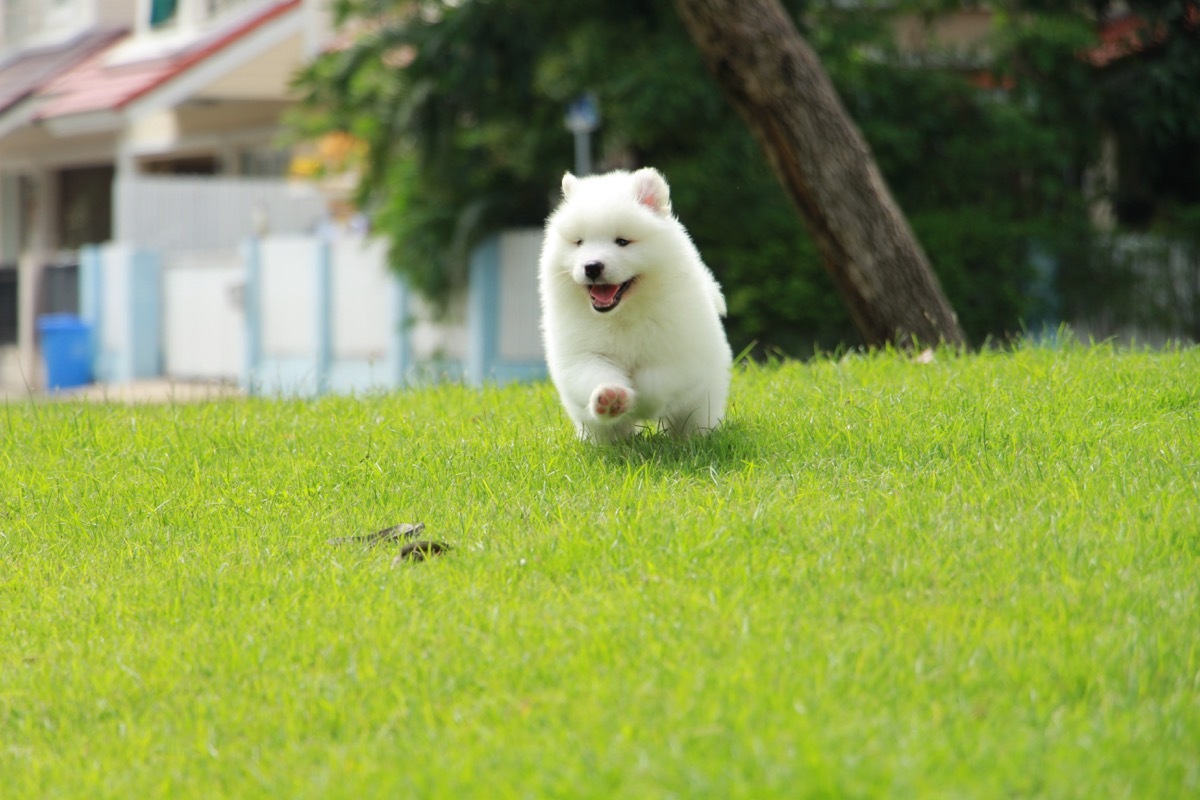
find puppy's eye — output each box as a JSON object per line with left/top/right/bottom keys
{"left": 573, "top": 239, "right": 583, "bottom": 247}
{"left": 615, "top": 237, "right": 631, "bottom": 247}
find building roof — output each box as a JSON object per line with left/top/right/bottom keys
{"left": 1084, "top": 6, "right": 1199, "bottom": 68}
{"left": 33, "top": 0, "right": 300, "bottom": 121}
{"left": 0, "top": 28, "right": 127, "bottom": 115}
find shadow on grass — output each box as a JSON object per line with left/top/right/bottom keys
{"left": 585, "top": 417, "right": 758, "bottom": 474}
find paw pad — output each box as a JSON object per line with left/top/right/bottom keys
{"left": 592, "top": 386, "right": 630, "bottom": 418}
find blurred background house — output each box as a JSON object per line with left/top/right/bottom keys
{"left": 0, "top": 0, "right": 541, "bottom": 397}
{"left": 0, "top": 0, "right": 337, "bottom": 390}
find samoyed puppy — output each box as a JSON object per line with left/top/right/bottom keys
{"left": 538, "top": 167, "right": 733, "bottom": 442}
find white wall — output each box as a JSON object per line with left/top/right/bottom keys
{"left": 260, "top": 235, "right": 319, "bottom": 358}
{"left": 410, "top": 291, "right": 468, "bottom": 367}
{"left": 497, "top": 229, "right": 543, "bottom": 362}
{"left": 331, "top": 237, "right": 392, "bottom": 362}
{"left": 163, "top": 250, "right": 244, "bottom": 380}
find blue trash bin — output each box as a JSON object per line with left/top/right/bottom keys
{"left": 38, "top": 314, "right": 93, "bottom": 390}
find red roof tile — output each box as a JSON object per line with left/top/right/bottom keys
{"left": 34, "top": 0, "right": 300, "bottom": 120}
{"left": 1084, "top": 6, "right": 1199, "bottom": 68}
{"left": 0, "top": 27, "right": 126, "bottom": 114}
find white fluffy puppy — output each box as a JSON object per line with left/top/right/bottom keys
{"left": 538, "top": 167, "right": 733, "bottom": 442}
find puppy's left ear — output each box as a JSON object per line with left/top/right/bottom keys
{"left": 633, "top": 168, "right": 671, "bottom": 217}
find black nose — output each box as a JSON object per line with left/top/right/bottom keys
{"left": 584, "top": 261, "right": 604, "bottom": 280}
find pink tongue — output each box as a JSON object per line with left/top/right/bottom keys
{"left": 589, "top": 284, "right": 620, "bottom": 305}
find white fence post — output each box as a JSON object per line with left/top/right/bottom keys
{"left": 467, "top": 235, "right": 499, "bottom": 386}
{"left": 315, "top": 238, "right": 332, "bottom": 395}
{"left": 80, "top": 244, "right": 162, "bottom": 383}
{"left": 466, "top": 230, "right": 545, "bottom": 386}
{"left": 242, "top": 237, "right": 262, "bottom": 394}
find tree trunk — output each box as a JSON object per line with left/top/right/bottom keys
{"left": 673, "top": 0, "right": 966, "bottom": 348}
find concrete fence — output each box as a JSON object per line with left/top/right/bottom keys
{"left": 244, "top": 235, "right": 410, "bottom": 395}
{"left": 78, "top": 229, "right": 546, "bottom": 396}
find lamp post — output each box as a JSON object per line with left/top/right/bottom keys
{"left": 564, "top": 92, "right": 600, "bottom": 176}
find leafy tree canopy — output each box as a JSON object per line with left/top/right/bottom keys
{"left": 294, "top": 0, "right": 1198, "bottom": 352}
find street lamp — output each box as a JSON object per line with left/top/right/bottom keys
{"left": 564, "top": 92, "right": 600, "bottom": 176}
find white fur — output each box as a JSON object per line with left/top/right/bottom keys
{"left": 538, "top": 167, "right": 733, "bottom": 442}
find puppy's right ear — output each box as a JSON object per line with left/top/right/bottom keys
{"left": 561, "top": 173, "right": 578, "bottom": 199}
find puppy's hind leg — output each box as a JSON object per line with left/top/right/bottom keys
{"left": 664, "top": 390, "right": 726, "bottom": 440}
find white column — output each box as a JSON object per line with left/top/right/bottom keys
{"left": 16, "top": 168, "right": 56, "bottom": 390}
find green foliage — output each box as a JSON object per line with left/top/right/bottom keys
{"left": 293, "top": 0, "right": 1191, "bottom": 351}
{"left": 910, "top": 210, "right": 1029, "bottom": 342}
{"left": 1097, "top": 2, "right": 1200, "bottom": 221}
{"left": 831, "top": 16, "right": 1111, "bottom": 344}
{"left": 3, "top": 345, "right": 1200, "bottom": 795}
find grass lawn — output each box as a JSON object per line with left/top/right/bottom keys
{"left": 2, "top": 342, "right": 1198, "bottom": 798}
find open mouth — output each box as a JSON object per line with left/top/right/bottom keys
{"left": 588, "top": 278, "right": 637, "bottom": 312}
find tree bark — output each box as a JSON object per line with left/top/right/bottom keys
{"left": 673, "top": 0, "right": 966, "bottom": 348}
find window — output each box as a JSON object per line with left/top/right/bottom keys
{"left": 142, "top": 0, "right": 261, "bottom": 33}
{"left": 149, "top": 0, "right": 179, "bottom": 28}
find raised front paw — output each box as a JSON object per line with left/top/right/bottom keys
{"left": 589, "top": 384, "right": 633, "bottom": 420}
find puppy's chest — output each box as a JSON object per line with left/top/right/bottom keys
{"left": 583, "top": 316, "right": 670, "bottom": 366}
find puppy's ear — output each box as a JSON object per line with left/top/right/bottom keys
{"left": 632, "top": 168, "right": 671, "bottom": 217}
{"left": 561, "top": 172, "right": 578, "bottom": 199}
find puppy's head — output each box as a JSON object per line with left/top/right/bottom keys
{"left": 543, "top": 168, "right": 673, "bottom": 314}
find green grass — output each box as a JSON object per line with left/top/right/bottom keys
{"left": 2, "top": 342, "right": 1198, "bottom": 798}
